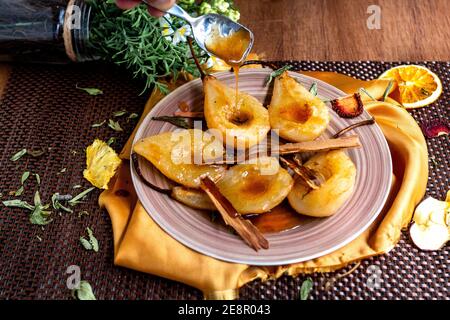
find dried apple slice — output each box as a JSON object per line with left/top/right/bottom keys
{"left": 410, "top": 195, "right": 450, "bottom": 250}
{"left": 330, "top": 93, "right": 364, "bottom": 118}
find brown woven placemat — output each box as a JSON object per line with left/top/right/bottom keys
{"left": 0, "top": 61, "right": 448, "bottom": 300}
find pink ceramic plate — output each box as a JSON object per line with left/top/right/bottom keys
{"left": 131, "top": 69, "right": 392, "bottom": 265}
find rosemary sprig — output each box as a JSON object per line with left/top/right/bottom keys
{"left": 265, "top": 65, "right": 292, "bottom": 86}
{"left": 88, "top": 1, "right": 206, "bottom": 94}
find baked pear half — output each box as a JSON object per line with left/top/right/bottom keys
{"left": 217, "top": 157, "right": 294, "bottom": 214}
{"left": 288, "top": 150, "right": 356, "bottom": 217}
{"left": 204, "top": 76, "right": 270, "bottom": 149}
{"left": 269, "top": 72, "right": 330, "bottom": 142}
{"left": 133, "top": 129, "right": 225, "bottom": 188}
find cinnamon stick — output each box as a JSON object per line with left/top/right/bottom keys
{"left": 278, "top": 135, "right": 361, "bottom": 155}
{"left": 279, "top": 157, "right": 325, "bottom": 189}
{"left": 200, "top": 176, "right": 269, "bottom": 251}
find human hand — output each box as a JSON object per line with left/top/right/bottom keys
{"left": 116, "top": 0, "right": 176, "bottom": 17}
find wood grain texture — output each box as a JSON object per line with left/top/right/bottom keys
{"left": 235, "top": 0, "right": 450, "bottom": 61}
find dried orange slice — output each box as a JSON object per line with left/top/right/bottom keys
{"left": 379, "top": 65, "right": 442, "bottom": 108}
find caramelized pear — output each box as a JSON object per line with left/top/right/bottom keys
{"left": 171, "top": 186, "right": 216, "bottom": 210}
{"left": 288, "top": 150, "right": 356, "bottom": 217}
{"left": 203, "top": 76, "right": 270, "bottom": 149}
{"left": 133, "top": 129, "right": 225, "bottom": 188}
{"left": 269, "top": 72, "right": 330, "bottom": 142}
{"left": 217, "top": 157, "right": 293, "bottom": 214}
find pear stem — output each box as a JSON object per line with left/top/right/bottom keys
{"left": 187, "top": 37, "right": 206, "bottom": 80}
{"left": 332, "top": 117, "right": 375, "bottom": 138}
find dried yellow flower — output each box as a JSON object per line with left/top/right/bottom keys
{"left": 83, "top": 139, "right": 121, "bottom": 189}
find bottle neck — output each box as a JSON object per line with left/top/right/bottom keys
{"left": 0, "top": 0, "right": 97, "bottom": 63}
{"left": 64, "top": 0, "right": 98, "bottom": 62}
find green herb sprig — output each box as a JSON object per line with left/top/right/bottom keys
{"left": 265, "top": 65, "right": 292, "bottom": 86}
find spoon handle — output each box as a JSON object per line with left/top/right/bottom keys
{"left": 141, "top": 2, "right": 194, "bottom": 24}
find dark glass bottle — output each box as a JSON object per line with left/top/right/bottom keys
{"left": 0, "top": 0, "right": 97, "bottom": 63}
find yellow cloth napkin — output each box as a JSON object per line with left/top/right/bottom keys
{"left": 99, "top": 71, "right": 428, "bottom": 299}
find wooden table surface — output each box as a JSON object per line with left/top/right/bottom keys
{"left": 235, "top": 0, "right": 450, "bottom": 61}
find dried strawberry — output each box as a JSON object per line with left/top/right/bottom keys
{"left": 420, "top": 120, "right": 450, "bottom": 139}
{"left": 330, "top": 93, "right": 364, "bottom": 118}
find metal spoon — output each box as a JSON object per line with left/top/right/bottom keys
{"left": 141, "top": 2, "right": 254, "bottom": 64}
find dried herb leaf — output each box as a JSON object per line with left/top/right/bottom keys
{"left": 34, "top": 190, "right": 41, "bottom": 207}
{"left": 10, "top": 149, "right": 27, "bottom": 161}
{"left": 151, "top": 116, "right": 192, "bottom": 129}
{"left": 35, "top": 173, "right": 41, "bottom": 185}
{"left": 265, "top": 65, "right": 292, "bottom": 86}
{"left": 72, "top": 280, "right": 96, "bottom": 300}
{"left": 14, "top": 186, "right": 24, "bottom": 197}
{"left": 29, "top": 193, "right": 52, "bottom": 226}
{"left": 68, "top": 187, "right": 95, "bottom": 206}
{"left": 309, "top": 82, "right": 318, "bottom": 96}
{"left": 80, "top": 237, "right": 93, "bottom": 250}
{"left": 91, "top": 120, "right": 106, "bottom": 128}
{"left": 108, "top": 119, "right": 123, "bottom": 132}
{"left": 76, "top": 85, "right": 103, "bottom": 96}
{"left": 128, "top": 113, "right": 139, "bottom": 120}
{"left": 51, "top": 193, "right": 74, "bottom": 213}
{"left": 300, "top": 277, "right": 313, "bottom": 300}
{"left": 113, "top": 110, "right": 127, "bottom": 117}
{"left": 80, "top": 227, "right": 99, "bottom": 252}
{"left": 2, "top": 199, "right": 34, "bottom": 210}
{"left": 106, "top": 137, "right": 117, "bottom": 146}
{"left": 21, "top": 171, "right": 30, "bottom": 185}
{"left": 78, "top": 210, "right": 90, "bottom": 217}
{"left": 27, "top": 148, "right": 46, "bottom": 157}
{"left": 87, "top": 227, "right": 99, "bottom": 252}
